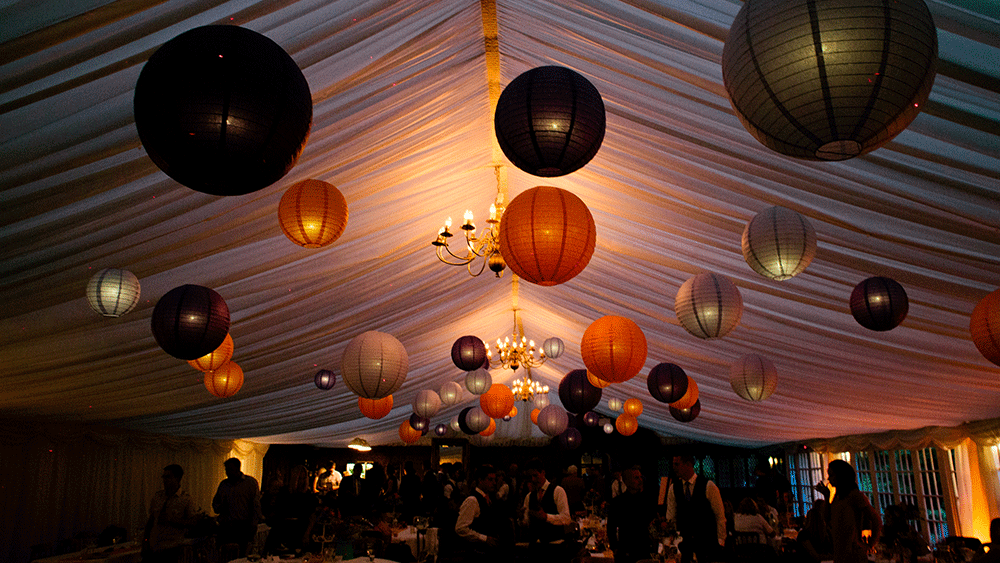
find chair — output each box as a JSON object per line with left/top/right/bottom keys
{"left": 731, "top": 531, "right": 762, "bottom": 546}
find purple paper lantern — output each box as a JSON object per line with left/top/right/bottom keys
{"left": 537, "top": 405, "right": 569, "bottom": 437}
{"left": 151, "top": 284, "right": 230, "bottom": 360}
{"left": 647, "top": 363, "right": 689, "bottom": 404}
{"left": 850, "top": 276, "right": 909, "bottom": 331}
{"left": 583, "top": 411, "right": 600, "bottom": 427}
{"left": 451, "top": 335, "right": 487, "bottom": 371}
{"left": 558, "top": 369, "right": 603, "bottom": 414}
{"left": 434, "top": 423, "right": 449, "bottom": 437}
{"left": 559, "top": 427, "right": 582, "bottom": 449}
{"left": 409, "top": 413, "right": 430, "bottom": 432}
{"left": 314, "top": 369, "right": 336, "bottom": 390}
{"left": 670, "top": 400, "right": 701, "bottom": 423}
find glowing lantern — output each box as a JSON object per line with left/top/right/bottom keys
{"left": 531, "top": 408, "right": 541, "bottom": 425}
{"left": 559, "top": 427, "right": 582, "bottom": 449}
{"left": 413, "top": 389, "right": 442, "bottom": 419}
{"left": 647, "top": 363, "right": 688, "bottom": 404}
{"left": 278, "top": 180, "right": 349, "bottom": 248}
{"left": 313, "top": 369, "right": 336, "bottom": 390}
{"left": 623, "top": 398, "right": 643, "bottom": 417}
{"left": 151, "top": 284, "right": 230, "bottom": 360}
{"left": 850, "top": 276, "right": 908, "bottom": 331}
{"left": 86, "top": 268, "right": 141, "bottom": 317}
{"left": 434, "top": 424, "right": 449, "bottom": 437}
{"left": 480, "top": 384, "right": 516, "bottom": 419}
{"left": 742, "top": 206, "right": 816, "bottom": 280}
{"left": 608, "top": 398, "right": 623, "bottom": 411}
{"left": 730, "top": 354, "right": 778, "bottom": 402}
{"left": 615, "top": 413, "right": 638, "bottom": 436}
{"left": 465, "top": 367, "right": 492, "bottom": 395}
{"left": 359, "top": 395, "right": 393, "bottom": 420}
{"left": 399, "top": 419, "right": 422, "bottom": 444}
{"left": 558, "top": 369, "right": 603, "bottom": 414}
{"left": 459, "top": 406, "right": 491, "bottom": 434}
{"left": 452, "top": 335, "right": 488, "bottom": 371}
{"left": 439, "top": 381, "right": 463, "bottom": 406}
{"left": 581, "top": 316, "right": 647, "bottom": 383}
{"left": 670, "top": 377, "right": 699, "bottom": 410}
{"left": 188, "top": 333, "right": 235, "bottom": 372}
{"left": 671, "top": 400, "right": 701, "bottom": 423}
{"left": 480, "top": 419, "right": 497, "bottom": 437}
{"left": 450, "top": 415, "right": 461, "bottom": 433}
{"left": 971, "top": 288, "right": 1000, "bottom": 367}
{"left": 508, "top": 405, "right": 518, "bottom": 418}
{"left": 533, "top": 393, "right": 551, "bottom": 410}
{"left": 340, "top": 331, "right": 408, "bottom": 399}
{"left": 583, "top": 412, "right": 599, "bottom": 427}
{"left": 542, "top": 337, "right": 565, "bottom": 359}
{"left": 498, "top": 186, "right": 597, "bottom": 286}
{"left": 409, "top": 413, "right": 430, "bottom": 433}
{"left": 205, "top": 361, "right": 243, "bottom": 398}
{"left": 675, "top": 273, "right": 743, "bottom": 339}
{"left": 603, "top": 422, "right": 614, "bottom": 434}
{"left": 587, "top": 371, "right": 612, "bottom": 388}
{"left": 538, "top": 405, "right": 569, "bottom": 437}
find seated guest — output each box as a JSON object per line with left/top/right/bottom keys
{"left": 732, "top": 497, "right": 775, "bottom": 544}
{"left": 973, "top": 518, "right": 1000, "bottom": 563}
{"left": 796, "top": 500, "right": 833, "bottom": 563}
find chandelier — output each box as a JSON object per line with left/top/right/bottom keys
{"left": 511, "top": 373, "right": 549, "bottom": 402}
{"left": 431, "top": 165, "right": 507, "bottom": 277}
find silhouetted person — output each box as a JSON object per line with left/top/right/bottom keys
{"left": 144, "top": 464, "right": 197, "bottom": 563}
{"left": 213, "top": 457, "right": 262, "bottom": 558}
{"left": 972, "top": 519, "right": 1000, "bottom": 563}
{"left": 607, "top": 466, "right": 657, "bottom": 563}
{"left": 797, "top": 500, "right": 833, "bottom": 562}
{"left": 561, "top": 465, "right": 586, "bottom": 515}
{"left": 665, "top": 455, "right": 726, "bottom": 563}
{"left": 399, "top": 461, "right": 422, "bottom": 520}
{"left": 454, "top": 465, "right": 513, "bottom": 563}
{"left": 521, "top": 458, "right": 573, "bottom": 562}
{"left": 814, "top": 459, "right": 882, "bottom": 563}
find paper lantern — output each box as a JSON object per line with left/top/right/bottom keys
{"left": 623, "top": 398, "right": 643, "bottom": 417}
{"left": 188, "top": 333, "right": 235, "bottom": 372}
{"left": 970, "top": 289, "right": 1000, "bottom": 367}
{"left": 647, "top": 363, "right": 688, "bottom": 404}
{"left": 498, "top": 186, "right": 597, "bottom": 286}
{"left": 587, "top": 371, "right": 612, "bottom": 388}
{"left": 480, "top": 383, "right": 516, "bottom": 419}
{"left": 531, "top": 408, "right": 541, "bottom": 425}
{"left": 583, "top": 412, "right": 599, "bottom": 427}
{"left": 439, "top": 381, "right": 463, "bottom": 406}
{"left": 721, "top": 0, "right": 936, "bottom": 160}
{"left": 608, "top": 398, "right": 623, "bottom": 412}
{"left": 86, "top": 268, "right": 141, "bottom": 317}
{"left": 278, "top": 180, "right": 349, "bottom": 248}
{"left": 465, "top": 367, "right": 492, "bottom": 395}
{"left": 675, "top": 272, "right": 743, "bottom": 339}
{"left": 542, "top": 337, "right": 565, "bottom": 359}
{"left": 615, "top": 413, "right": 638, "bottom": 436}
{"left": 452, "top": 335, "right": 488, "bottom": 371}
{"left": 450, "top": 415, "right": 461, "bottom": 433}
{"left": 538, "top": 405, "right": 569, "bottom": 437}
{"left": 359, "top": 395, "right": 393, "bottom": 420}
{"left": 494, "top": 66, "right": 606, "bottom": 177}
{"left": 413, "top": 389, "right": 442, "bottom": 419}
{"left": 341, "top": 331, "right": 408, "bottom": 399}
{"left": 434, "top": 423, "right": 449, "bottom": 437}
{"left": 559, "top": 427, "right": 582, "bottom": 449}
{"left": 313, "top": 368, "right": 336, "bottom": 390}
{"left": 603, "top": 422, "right": 614, "bottom": 434}
{"left": 558, "top": 369, "right": 603, "bottom": 414}
{"left": 409, "top": 413, "right": 430, "bottom": 432}
{"left": 581, "top": 315, "right": 648, "bottom": 383}
{"left": 851, "top": 276, "right": 909, "bottom": 331}
{"left": 670, "top": 400, "right": 701, "bottom": 423}
{"left": 399, "top": 419, "right": 422, "bottom": 444}
{"left": 205, "top": 361, "right": 243, "bottom": 398}
{"left": 533, "top": 393, "right": 551, "bottom": 410}
{"left": 742, "top": 207, "right": 817, "bottom": 280}
{"left": 480, "top": 418, "right": 497, "bottom": 437}
{"left": 151, "top": 284, "right": 230, "bottom": 360}
{"left": 459, "top": 406, "right": 491, "bottom": 434}
{"left": 508, "top": 405, "right": 518, "bottom": 418}
{"left": 731, "top": 354, "right": 779, "bottom": 402}
{"left": 670, "top": 377, "right": 699, "bottom": 410}
{"left": 134, "top": 25, "right": 312, "bottom": 195}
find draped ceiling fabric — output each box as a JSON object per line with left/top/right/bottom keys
{"left": 1, "top": 0, "right": 998, "bottom": 449}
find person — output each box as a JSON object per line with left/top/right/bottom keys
{"left": 561, "top": 465, "right": 586, "bottom": 515}
{"left": 143, "top": 464, "right": 197, "bottom": 563}
{"left": 972, "top": 518, "right": 1000, "bottom": 563}
{"left": 732, "top": 497, "right": 774, "bottom": 544}
{"left": 665, "top": 455, "right": 726, "bottom": 563}
{"left": 607, "top": 466, "right": 657, "bottom": 563}
{"left": 814, "top": 459, "right": 882, "bottom": 563}
{"left": 610, "top": 470, "right": 626, "bottom": 499}
{"left": 399, "top": 461, "right": 422, "bottom": 520}
{"left": 521, "top": 458, "right": 574, "bottom": 562}
{"left": 454, "top": 465, "right": 513, "bottom": 562}
{"left": 797, "top": 500, "right": 833, "bottom": 562}
{"left": 213, "top": 457, "right": 263, "bottom": 558}
{"left": 314, "top": 460, "right": 342, "bottom": 496}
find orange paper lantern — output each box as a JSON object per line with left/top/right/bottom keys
{"left": 587, "top": 371, "right": 612, "bottom": 388}
{"left": 623, "top": 398, "right": 643, "bottom": 417}
{"left": 399, "top": 419, "right": 422, "bottom": 444}
{"left": 531, "top": 408, "right": 541, "bottom": 425}
{"left": 581, "top": 315, "right": 648, "bottom": 383}
{"left": 480, "top": 418, "right": 497, "bottom": 437}
{"left": 616, "top": 413, "right": 638, "bottom": 436}
{"left": 205, "top": 361, "right": 243, "bottom": 398}
{"left": 670, "top": 376, "right": 699, "bottom": 410}
{"left": 971, "top": 288, "right": 1000, "bottom": 367}
{"left": 278, "top": 179, "right": 349, "bottom": 248}
{"left": 188, "top": 333, "right": 234, "bottom": 372}
{"left": 480, "top": 384, "right": 516, "bottom": 419}
{"left": 359, "top": 395, "right": 394, "bottom": 420}
{"left": 498, "top": 186, "right": 597, "bottom": 286}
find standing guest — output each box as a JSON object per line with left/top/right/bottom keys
{"left": 454, "top": 465, "right": 512, "bottom": 562}
{"left": 797, "top": 500, "right": 834, "bottom": 562}
{"left": 144, "top": 464, "right": 197, "bottom": 563}
{"left": 399, "top": 461, "right": 422, "bottom": 520}
{"left": 521, "top": 459, "right": 573, "bottom": 562}
{"left": 814, "top": 460, "right": 882, "bottom": 563}
{"left": 610, "top": 470, "right": 626, "bottom": 499}
{"left": 314, "top": 461, "right": 342, "bottom": 496}
{"left": 665, "top": 455, "right": 727, "bottom": 563}
{"left": 732, "top": 497, "right": 775, "bottom": 543}
{"left": 561, "top": 465, "right": 586, "bottom": 515}
{"left": 213, "top": 457, "right": 262, "bottom": 558}
{"left": 607, "top": 466, "right": 657, "bottom": 563}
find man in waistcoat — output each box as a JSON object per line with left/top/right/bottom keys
{"left": 608, "top": 466, "right": 657, "bottom": 563}
{"left": 455, "top": 465, "right": 512, "bottom": 563}
{"left": 521, "top": 458, "right": 574, "bottom": 562}
{"left": 665, "top": 455, "right": 726, "bottom": 563}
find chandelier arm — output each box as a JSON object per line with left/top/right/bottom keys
{"left": 436, "top": 245, "right": 475, "bottom": 266}
{"left": 467, "top": 256, "right": 488, "bottom": 276}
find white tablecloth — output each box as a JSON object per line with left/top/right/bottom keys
{"left": 392, "top": 527, "right": 438, "bottom": 557}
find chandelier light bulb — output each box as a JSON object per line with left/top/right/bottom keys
{"left": 445, "top": 217, "right": 453, "bottom": 229}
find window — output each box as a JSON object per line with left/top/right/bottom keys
{"left": 788, "top": 451, "right": 825, "bottom": 517}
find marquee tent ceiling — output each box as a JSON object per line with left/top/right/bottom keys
{"left": 2, "top": 0, "right": 998, "bottom": 449}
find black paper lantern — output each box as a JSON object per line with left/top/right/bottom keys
{"left": 583, "top": 411, "right": 600, "bottom": 427}
{"left": 494, "top": 66, "right": 605, "bottom": 177}
{"left": 850, "top": 276, "right": 909, "bottom": 331}
{"left": 134, "top": 25, "right": 312, "bottom": 195}
{"left": 722, "top": 0, "right": 936, "bottom": 161}
{"left": 409, "top": 413, "right": 429, "bottom": 433}
{"left": 434, "top": 423, "right": 449, "bottom": 437}
{"left": 451, "top": 335, "right": 487, "bottom": 371}
{"left": 151, "top": 285, "right": 230, "bottom": 360}
{"left": 314, "top": 369, "right": 336, "bottom": 390}
{"left": 647, "top": 363, "right": 689, "bottom": 404}
{"left": 670, "top": 400, "right": 701, "bottom": 423}
{"left": 558, "top": 369, "right": 603, "bottom": 414}
{"left": 558, "top": 427, "right": 582, "bottom": 450}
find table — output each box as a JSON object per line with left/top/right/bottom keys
{"left": 391, "top": 527, "right": 438, "bottom": 559}
{"left": 31, "top": 544, "right": 142, "bottom": 563}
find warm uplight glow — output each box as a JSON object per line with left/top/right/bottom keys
{"left": 348, "top": 437, "right": 371, "bottom": 451}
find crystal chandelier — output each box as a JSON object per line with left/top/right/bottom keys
{"left": 431, "top": 165, "right": 507, "bottom": 277}
{"left": 488, "top": 309, "right": 547, "bottom": 371}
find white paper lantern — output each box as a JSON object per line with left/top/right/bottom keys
{"left": 450, "top": 415, "right": 462, "bottom": 433}
{"left": 413, "top": 389, "right": 442, "bottom": 418}
{"left": 340, "top": 331, "right": 408, "bottom": 399}
{"left": 465, "top": 367, "right": 492, "bottom": 395}
{"left": 464, "top": 406, "right": 491, "bottom": 433}
{"left": 533, "top": 393, "right": 551, "bottom": 410}
{"left": 542, "top": 337, "right": 565, "bottom": 359}
{"left": 742, "top": 206, "right": 817, "bottom": 280}
{"left": 537, "top": 405, "right": 569, "bottom": 437}
{"left": 730, "top": 353, "right": 778, "bottom": 402}
{"left": 86, "top": 268, "right": 141, "bottom": 317}
{"left": 675, "top": 272, "right": 743, "bottom": 339}
{"left": 439, "top": 381, "right": 463, "bottom": 406}
{"left": 608, "top": 398, "right": 623, "bottom": 412}
{"left": 603, "top": 422, "right": 614, "bottom": 434}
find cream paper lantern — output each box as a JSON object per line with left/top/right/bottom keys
{"left": 730, "top": 353, "right": 779, "bottom": 402}
{"left": 413, "top": 389, "right": 442, "bottom": 419}
{"left": 675, "top": 272, "right": 743, "bottom": 339}
{"left": 439, "top": 381, "right": 463, "bottom": 406}
{"left": 742, "top": 206, "right": 817, "bottom": 280}
{"left": 533, "top": 392, "right": 551, "bottom": 410}
{"left": 86, "top": 268, "right": 141, "bottom": 317}
{"left": 465, "top": 367, "right": 492, "bottom": 395}
{"left": 542, "top": 337, "right": 565, "bottom": 359}
{"left": 340, "top": 331, "right": 408, "bottom": 399}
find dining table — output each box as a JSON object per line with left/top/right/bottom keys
{"left": 30, "top": 543, "right": 142, "bottom": 563}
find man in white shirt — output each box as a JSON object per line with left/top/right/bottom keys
{"left": 144, "top": 464, "right": 197, "bottom": 563}
{"left": 455, "top": 464, "right": 510, "bottom": 560}
{"left": 665, "top": 455, "right": 726, "bottom": 563}
{"left": 521, "top": 459, "right": 574, "bottom": 562}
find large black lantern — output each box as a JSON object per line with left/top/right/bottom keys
{"left": 670, "top": 400, "right": 701, "bottom": 423}
{"left": 558, "top": 369, "right": 602, "bottom": 414}
{"left": 134, "top": 25, "right": 312, "bottom": 195}
{"left": 151, "top": 285, "right": 230, "bottom": 360}
{"left": 647, "top": 363, "right": 689, "bottom": 404}
{"left": 494, "top": 66, "right": 605, "bottom": 177}
{"left": 451, "top": 335, "right": 487, "bottom": 371}
{"left": 850, "top": 276, "right": 909, "bottom": 331}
